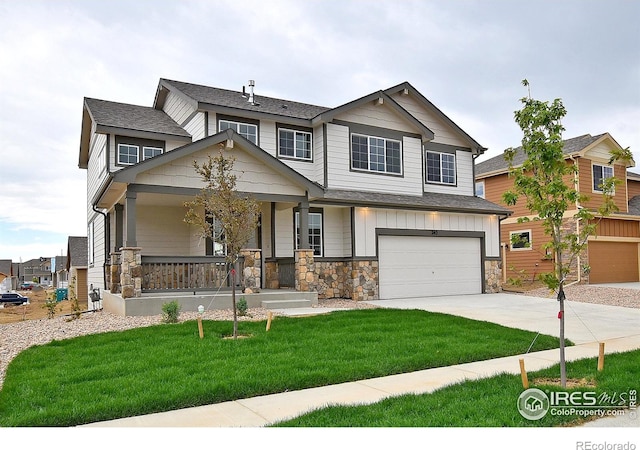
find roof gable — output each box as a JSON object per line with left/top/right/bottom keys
{"left": 67, "top": 236, "right": 88, "bottom": 269}
{"left": 475, "top": 133, "right": 625, "bottom": 178}
{"left": 112, "top": 129, "right": 324, "bottom": 198}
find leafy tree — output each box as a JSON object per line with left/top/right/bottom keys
{"left": 184, "top": 147, "right": 260, "bottom": 338}
{"left": 503, "top": 80, "right": 632, "bottom": 387}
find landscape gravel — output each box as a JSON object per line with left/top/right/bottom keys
{"left": 0, "top": 288, "right": 637, "bottom": 391}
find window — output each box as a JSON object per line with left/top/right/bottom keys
{"left": 143, "top": 146, "right": 162, "bottom": 160}
{"left": 592, "top": 164, "right": 614, "bottom": 192}
{"left": 351, "top": 134, "right": 402, "bottom": 175}
{"left": 278, "top": 128, "right": 312, "bottom": 160}
{"left": 509, "top": 230, "right": 531, "bottom": 251}
{"left": 426, "top": 151, "right": 456, "bottom": 185}
{"left": 295, "top": 211, "right": 323, "bottom": 256}
{"left": 475, "top": 181, "right": 485, "bottom": 198}
{"left": 205, "top": 216, "right": 227, "bottom": 256}
{"left": 118, "top": 144, "right": 139, "bottom": 165}
{"left": 219, "top": 119, "right": 258, "bottom": 144}
{"left": 88, "top": 221, "right": 95, "bottom": 265}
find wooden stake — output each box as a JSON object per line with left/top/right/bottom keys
{"left": 198, "top": 316, "right": 204, "bottom": 339}
{"left": 598, "top": 342, "right": 605, "bottom": 371}
{"left": 519, "top": 358, "right": 529, "bottom": 389}
{"left": 266, "top": 311, "right": 273, "bottom": 331}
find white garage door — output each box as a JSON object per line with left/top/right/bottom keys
{"left": 378, "top": 235, "right": 482, "bottom": 299}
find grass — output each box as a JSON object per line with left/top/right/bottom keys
{"left": 0, "top": 308, "right": 567, "bottom": 427}
{"left": 273, "top": 349, "right": 640, "bottom": 427}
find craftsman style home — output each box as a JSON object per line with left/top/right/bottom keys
{"left": 79, "top": 78, "right": 510, "bottom": 315}
{"left": 475, "top": 133, "right": 639, "bottom": 285}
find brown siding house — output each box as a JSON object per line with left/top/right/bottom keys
{"left": 476, "top": 133, "right": 639, "bottom": 285}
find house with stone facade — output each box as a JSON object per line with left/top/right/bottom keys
{"left": 475, "top": 133, "right": 638, "bottom": 285}
{"left": 78, "top": 78, "right": 510, "bottom": 315}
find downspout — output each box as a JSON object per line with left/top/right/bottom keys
{"left": 92, "top": 204, "right": 109, "bottom": 289}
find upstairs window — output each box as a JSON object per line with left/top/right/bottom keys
{"left": 118, "top": 144, "right": 139, "bottom": 165}
{"left": 510, "top": 230, "right": 532, "bottom": 251}
{"left": 143, "top": 146, "right": 163, "bottom": 160}
{"left": 351, "top": 134, "right": 402, "bottom": 175}
{"left": 475, "top": 181, "right": 485, "bottom": 198}
{"left": 426, "top": 151, "right": 456, "bottom": 185}
{"left": 219, "top": 119, "right": 258, "bottom": 144}
{"left": 592, "top": 164, "right": 614, "bottom": 193}
{"left": 278, "top": 128, "right": 312, "bottom": 160}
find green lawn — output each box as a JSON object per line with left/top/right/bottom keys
{"left": 273, "top": 349, "right": 640, "bottom": 427}
{"left": 0, "top": 308, "right": 566, "bottom": 427}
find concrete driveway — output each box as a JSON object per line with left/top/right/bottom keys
{"left": 366, "top": 292, "right": 640, "bottom": 345}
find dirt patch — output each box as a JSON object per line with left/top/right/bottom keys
{"left": 0, "top": 288, "right": 77, "bottom": 324}
{"left": 533, "top": 377, "right": 597, "bottom": 388}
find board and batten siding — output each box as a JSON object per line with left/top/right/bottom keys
{"left": 163, "top": 90, "right": 196, "bottom": 127}
{"left": 325, "top": 123, "right": 423, "bottom": 195}
{"left": 354, "top": 208, "right": 500, "bottom": 258}
{"left": 134, "top": 147, "right": 307, "bottom": 197}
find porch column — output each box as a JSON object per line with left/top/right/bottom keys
{"left": 295, "top": 249, "right": 316, "bottom": 292}
{"left": 240, "top": 249, "right": 261, "bottom": 293}
{"left": 124, "top": 191, "right": 137, "bottom": 247}
{"left": 298, "top": 198, "right": 310, "bottom": 250}
{"left": 120, "top": 247, "right": 142, "bottom": 299}
{"left": 114, "top": 203, "right": 124, "bottom": 252}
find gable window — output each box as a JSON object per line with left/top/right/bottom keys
{"left": 351, "top": 134, "right": 402, "bottom": 175}
{"left": 278, "top": 128, "right": 312, "bottom": 160}
{"left": 118, "top": 144, "right": 139, "bottom": 165}
{"left": 509, "top": 230, "right": 531, "bottom": 251}
{"left": 143, "top": 146, "right": 162, "bottom": 160}
{"left": 219, "top": 119, "right": 258, "bottom": 144}
{"left": 295, "top": 211, "right": 323, "bottom": 257}
{"left": 426, "top": 151, "right": 456, "bottom": 185}
{"left": 475, "top": 181, "right": 485, "bottom": 198}
{"left": 592, "top": 164, "right": 614, "bottom": 192}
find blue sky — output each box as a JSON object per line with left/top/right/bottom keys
{"left": 1, "top": 0, "right": 639, "bottom": 262}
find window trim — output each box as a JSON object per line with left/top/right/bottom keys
{"left": 475, "top": 180, "right": 485, "bottom": 198}
{"left": 217, "top": 115, "right": 259, "bottom": 145}
{"left": 142, "top": 146, "right": 163, "bottom": 161}
{"left": 277, "top": 126, "right": 313, "bottom": 161}
{"left": 88, "top": 221, "right": 95, "bottom": 266}
{"left": 294, "top": 209, "right": 324, "bottom": 257}
{"left": 425, "top": 150, "right": 457, "bottom": 186}
{"left": 592, "top": 163, "right": 615, "bottom": 193}
{"left": 509, "top": 229, "right": 532, "bottom": 251}
{"left": 117, "top": 143, "right": 139, "bottom": 166}
{"left": 350, "top": 133, "right": 403, "bottom": 176}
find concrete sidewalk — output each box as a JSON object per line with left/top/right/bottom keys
{"left": 84, "top": 293, "right": 640, "bottom": 428}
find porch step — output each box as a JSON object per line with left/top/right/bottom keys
{"left": 261, "top": 299, "right": 314, "bottom": 309}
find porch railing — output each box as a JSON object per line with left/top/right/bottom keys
{"left": 141, "top": 256, "right": 244, "bottom": 292}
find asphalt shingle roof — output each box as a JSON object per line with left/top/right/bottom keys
{"left": 323, "top": 189, "right": 512, "bottom": 215}
{"left": 67, "top": 237, "right": 88, "bottom": 268}
{"left": 84, "top": 98, "right": 191, "bottom": 138}
{"left": 629, "top": 196, "right": 640, "bottom": 216}
{"left": 475, "top": 134, "right": 606, "bottom": 176}
{"left": 161, "top": 79, "right": 331, "bottom": 120}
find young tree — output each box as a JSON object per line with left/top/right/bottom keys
{"left": 503, "top": 80, "right": 632, "bottom": 387}
{"left": 184, "top": 146, "right": 260, "bottom": 338}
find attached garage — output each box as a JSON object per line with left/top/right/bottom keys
{"left": 378, "top": 234, "right": 483, "bottom": 299}
{"left": 588, "top": 241, "right": 639, "bottom": 284}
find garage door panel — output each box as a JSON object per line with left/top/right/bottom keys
{"left": 378, "top": 235, "right": 482, "bottom": 299}
{"left": 588, "top": 242, "right": 639, "bottom": 284}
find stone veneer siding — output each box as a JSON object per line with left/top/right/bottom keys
{"left": 120, "top": 247, "right": 142, "bottom": 299}
{"left": 240, "top": 249, "right": 262, "bottom": 293}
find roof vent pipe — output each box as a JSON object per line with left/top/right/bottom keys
{"left": 248, "top": 79, "right": 255, "bottom": 104}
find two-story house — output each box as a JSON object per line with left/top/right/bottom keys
{"left": 475, "top": 133, "right": 638, "bottom": 286}
{"left": 79, "top": 79, "right": 510, "bottom": 315}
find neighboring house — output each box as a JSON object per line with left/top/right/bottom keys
{"left": 52, "top": 256, "right": 68, "bottom": 288}
{"left": 67, "top": 236, "right": 89, "bottom": 308}
{"left": 79, "top": 78, "right": 510, "bottom": 315}
{"left": 0, "top": 259, "right": 13, "bottom": 293}
{"left": 475, "top": 133, "right": 639, "bottom": 285}
{"left": 21, "top": 258, "right": 52, "bottom": 286}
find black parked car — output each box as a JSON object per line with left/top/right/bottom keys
{"left": 0, "top": 293, "right": 29, "bottom": 304}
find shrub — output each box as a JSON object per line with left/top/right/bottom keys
{"left": 42, "top": 291, "right": 58, "bottom": 319}
{"left": 161, "top": 301, "right": 181, "bottom": 324}
{"left": 237, "top": 296, "right": 248, "bottom": 316}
